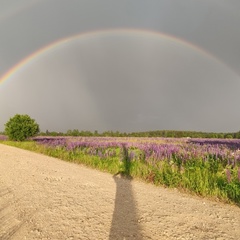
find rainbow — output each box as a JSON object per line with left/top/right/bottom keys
{"left": 0, "top": 28, "right": 232, "bottom": 86}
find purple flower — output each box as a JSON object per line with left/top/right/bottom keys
{"left": 129, "top": 151, "right": 135, "bottom": 160}
{"left": 0, "top": 135, "right": 7, "bottom": 141}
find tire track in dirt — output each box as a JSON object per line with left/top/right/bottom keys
{"left": 0, "top": 186, "right": 24, "bottom": 239}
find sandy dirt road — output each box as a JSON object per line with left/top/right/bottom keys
{"left": 0, "top": 144, "right": 240, "bottom": 240}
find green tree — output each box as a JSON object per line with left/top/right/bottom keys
{"left": 4, "top": 114, "right": 40, "bottom": 141}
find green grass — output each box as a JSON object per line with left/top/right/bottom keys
{"left": 1, "top": 140, "right": 239, "bottom": 206}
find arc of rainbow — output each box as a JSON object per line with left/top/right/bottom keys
{"left": 0, "top": 28, "right": 233, "bottom": 86}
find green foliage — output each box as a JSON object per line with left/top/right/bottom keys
{"left": 4, "top": 114, "right": 39, "bottom": 141}
{"left": 40, "top": 129, "right": 240, "bottom": 139}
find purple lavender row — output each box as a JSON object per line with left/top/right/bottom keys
{"left": 32, "top": 137, "right": 240, "bottom": 167}
{"left": 188, "top": 138, "right": 240, "bottom": 150}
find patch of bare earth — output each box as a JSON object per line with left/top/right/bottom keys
{"left": 0, "top": 144, "right": 239, "bottom": 239}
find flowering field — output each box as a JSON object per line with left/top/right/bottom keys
{"left": 2, "top": 136, "right": 240, "bottom": 204}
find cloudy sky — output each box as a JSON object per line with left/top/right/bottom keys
{"left": 0, "top": 0, "right": 240, "bottom": 133}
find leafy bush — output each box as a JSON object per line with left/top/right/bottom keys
{"left": 4, "top": 114, "right": 39, "bottom": 141}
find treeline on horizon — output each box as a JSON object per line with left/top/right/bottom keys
{"left": 34, "top": 129, "right": 240, "bottom": 139}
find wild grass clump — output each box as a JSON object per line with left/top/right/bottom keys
{"left": 1, "top": 137, "right": 240, "bottom": 205}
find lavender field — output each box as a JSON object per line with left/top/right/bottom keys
{"left": 2, "top": 136, "right": 240, "bottom": 204}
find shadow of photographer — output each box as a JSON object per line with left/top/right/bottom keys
{"left": 109, "top": 145, "right": 143, "bottom": 239}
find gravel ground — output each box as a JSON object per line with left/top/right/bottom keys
{"left": 0, "top": 143, "right": 240, "bottom": 240}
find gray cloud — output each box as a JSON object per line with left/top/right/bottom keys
{"left": 0, "top": 0, "right": 240, "bottom": 133}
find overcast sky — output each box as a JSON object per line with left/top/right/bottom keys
{"left": 0, "top": 0, "right": 240, "bottom": 133}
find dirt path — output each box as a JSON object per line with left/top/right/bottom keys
{"left": 0, "top": 144, "right": 240, "bottom": 240}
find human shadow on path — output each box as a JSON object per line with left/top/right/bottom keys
{"left": 109, "top": 145, "right": 143, "bottom": 240}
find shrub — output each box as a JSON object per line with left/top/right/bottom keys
{"left": 4, "top": 114, "right": 40, "bottom": 141}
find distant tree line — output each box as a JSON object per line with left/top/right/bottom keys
{"left": 37, "top": 129, "right": 240, "bottom": 139}
{"left": 2, "top": 114, "right": 240, "bottom": 140}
